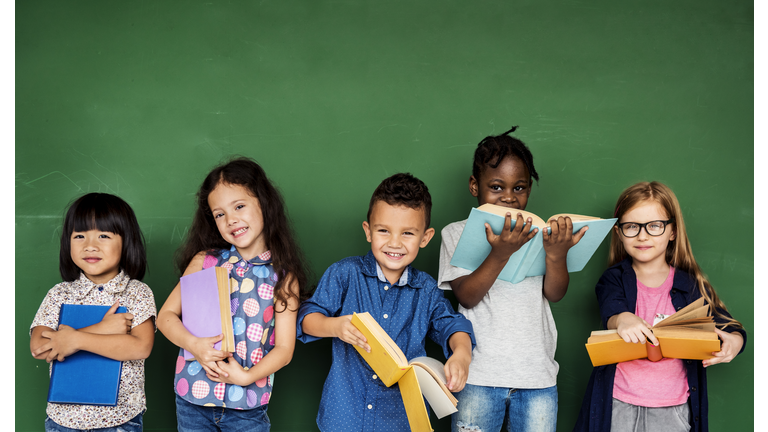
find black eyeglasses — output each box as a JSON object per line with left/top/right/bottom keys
{"left": 616, "top": 219, "right": 674, "bottom": 238}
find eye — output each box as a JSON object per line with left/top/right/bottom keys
{"left": 99, "top": 233, "right": 111, "bottom": 239}
{"left": 214, "top": 212, "right": 224, "bottom": 219}
{"left": 514, "top": 185, "right": 526, "bottom": 192}
{"left": 403, "top": 231, "right": 414, "bottom": 236}
{"left": 377, "top": 229, "right": 388, "bottom": 234}
{"left": 625, "top": 223, "right": 640, "bottom": 230}
{"left": 648, "top": 222, "right": 664, "bottom": 230}
{"left": 235, "top": 204, "right": 245, "bottom": 210}
{"left": 72, "top": 233, "right": 84, "bottom": 239}
{"left": 490, "top": 185, "right": 502, "bottom": 191}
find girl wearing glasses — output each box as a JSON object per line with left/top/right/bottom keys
{"left": 574, "top": 181, "right": 746, "bottom": 432}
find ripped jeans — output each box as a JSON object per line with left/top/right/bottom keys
{"left": 451, "top": 384, "right": 557, "bottom": 432}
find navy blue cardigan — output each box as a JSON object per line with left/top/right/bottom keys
{"left": 573, "top": 258, "right": 747, "bottom": 432}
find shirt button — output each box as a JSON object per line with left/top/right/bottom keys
{"left": 384, "top": 286, "right": 389, "bottom": 291}
{"left": 372, "top": 374, "right": 377, "bottom": 380}
{"left": 383, "top": 314, "right": 389, "bottom": 319}
{"left": 97, "top": 286, "right": 103, "bottom": 291}
{"left": 367, "top": 404, "right": 373, "bottom": 409}
{"left": 691, "top": 386, "right": 697, "bottom": 392}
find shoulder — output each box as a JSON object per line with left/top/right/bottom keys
{"left": 409, "top": 265, "right": 439, "bottom": 290}
{"left": 126, "top": 279, "right": 155, "bottom": 297}
{"left": 440, "top": 220, "right": 467, "bottom": 237}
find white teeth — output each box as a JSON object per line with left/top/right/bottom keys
{"left": 386, "top": 253, "right": 404, "bottom": 257}
{"left": 233, "top": 228, "right": 248, "bottom": 235}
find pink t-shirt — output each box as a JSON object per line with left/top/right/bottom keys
{"left": 612, "top": 266, "right": 689, "bottom": 407}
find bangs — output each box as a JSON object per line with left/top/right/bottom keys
{"left": 69, "top": 196, "right": 124, "bottom": 236}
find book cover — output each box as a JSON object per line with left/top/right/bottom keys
{"left": 351, "top": 312, "right": 458, "bottom": 432}
{"left": 47, "top": 304, "right": 127, "bottom": 406}
{"left": 585, "top": 298, "right": 721, "bottom": 367}
{"left": 450, "top": 204, "right": 617, "bottom": 284}
{"left": 180, "top": 266, "right": 234, "bottom": 360}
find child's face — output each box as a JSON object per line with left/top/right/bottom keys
{"left": 616, "top": 201, "right": 675, "bottom": 269}
{"left": 469, "top": 156, "right": 531, "bottom": 209}
{"left": 70, "top": 230, "right": 123, "bottom": 284}
{"left": 208, "top": 182, "right": 266, "bottom": 261}
{"left": 362, "top": 201, "right": 435, "bottom": 285}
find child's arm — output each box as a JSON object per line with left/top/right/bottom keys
{"left": 607, "top": 312, "right": 659, "bottom": 346}
{"left": 77, "top": 301, "right": 134, "bottom": 335}
{"left": 541, "top": 216, "right": 588, "bottom": 302}
{"left": 156, "top": 252, "right": 232, "bottom": 378}
{"left": 443, "top": 331, "right": 472, "bottom": 392}
{"left": 30, "top": 319, "right": 155, "bottom": 362}
{"left": 703, "top": 328, "right": 743, "bottom": 367}
{"left": 450, "top": 212, "right": 537, "bottom": 309}
{"left": 206, "top": 274, "right": 301, "bottom": 386}
{"left": 301, "top": 312, "right": 371, "bottom": 353}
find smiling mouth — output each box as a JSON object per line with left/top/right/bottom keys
{"left": 384, "top": 252, "right": 405, "bottom": 259}
{"left": 84, "top": 257, "right": 101, "bottom": 263}
{"left": 232, "top": 227, "right": 248, "bottom": 237}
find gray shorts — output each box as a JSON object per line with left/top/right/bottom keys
{"left": 610, "top": 398, "right": 691, "bottom": 432}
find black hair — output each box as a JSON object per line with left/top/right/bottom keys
{"left": 367, "top": 173, "right": 432, "bottom": 228}
{"left": 176, "top": 156, "right": 311, "bottom": 309}
{"left": 472, "top": 126, "right": 539, "bottom": 183}
{"left": 60, "top": 193, "right": 147, "bottom": 282}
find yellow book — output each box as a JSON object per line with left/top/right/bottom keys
{"left": 351, "top": 312, "right": 458, "bottom": 432}
{"left": 585, "top": 298, "right": 720, "bottom": 367}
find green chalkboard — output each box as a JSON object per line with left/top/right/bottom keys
{"left": 16, "top": 1, "right": 753, "bottom": 431}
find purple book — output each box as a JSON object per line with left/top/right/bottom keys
{"left": 180, "top": 266, "right": 233, "bottom": 360}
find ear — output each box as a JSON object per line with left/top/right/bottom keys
{"left": 362, "top": 221, "right": 372, "bottom": 243}
{"left": 419, "top": 227, "right": 436, "bottom": 248}
{"left": 669, "top": 227, "right": 676, "bottom": 242}
{"left": 469, "top": 175, "right": 479, "bottom": 197}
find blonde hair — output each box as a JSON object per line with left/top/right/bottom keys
{"left": 610, "top": 181, "right": 742, "bottom": 330}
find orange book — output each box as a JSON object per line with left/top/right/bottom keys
{"left": 585, "top": 298, "right": 721, "bottom": 367}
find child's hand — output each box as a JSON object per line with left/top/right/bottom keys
{"left": 615, "top": 312, "right": 659, "bottom": 346}
{"left": 542, "top": 216, "right": 588, "bottom": 262}
{"left": 187, "top": 334, "right": 233, "bottom": 378}
{"left": 333, "top": 315, "right": 370, "bottom": 353}
{"left": 444, "top": 350, "right": 471, "bottom": 392}
{"left": 35, "top": 325, "right": 80, "bottom": 362}
{"left": 703, "top": 328, "right": 744, "bottom": 368}
{"left": 206, "top": 359, "right": 252, "bottom": 386}
{"left": 485, "top": 212, "right": 537, "bottom": 261}
{"left": 90, "top": 301, "right": 134, "bottom": 335}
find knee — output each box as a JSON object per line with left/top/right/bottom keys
{"left": 456, "top": 421, "right": 483, "bottom": 432}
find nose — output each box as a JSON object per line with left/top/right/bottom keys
{"left": 500, "top": 191, "right": 514, "bottom": 204}
{"left": 388, "top": 234, "right": 403, "bottom": 248}
{"left": 226, "top": 214, "right": 238, "bottom": 226}
{"left": 84, "top": 237, "right": 98, "bottom": 251}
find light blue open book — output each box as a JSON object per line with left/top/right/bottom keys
{"left": 450, "top": 204, "right": 617, "bottom": 284}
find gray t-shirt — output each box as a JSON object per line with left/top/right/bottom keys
{"left": 438, "top": 220, "right": 558, "bottom": 388}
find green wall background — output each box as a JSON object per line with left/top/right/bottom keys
{"left": 16, "top": 1, "right": 754, "bottom": 431}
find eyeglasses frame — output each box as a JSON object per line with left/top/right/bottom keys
{"left": 616, "top": 219, "right": 675, "bottom": 238}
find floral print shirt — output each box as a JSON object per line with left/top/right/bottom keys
{"left": 30, "top": 271, "right": 157, "bottom": 429}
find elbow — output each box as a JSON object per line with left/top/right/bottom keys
{"left": 456, "top": 295, "right": 480, "bottom": 310}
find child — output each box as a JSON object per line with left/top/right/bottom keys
{"left": 438, "top": 127, "right": 587, "bottom": 432}
{"left": 573, "top": 181, "right": 746, "bottom": 432}
{"left": 297, "top": 172, "right": 475, "bottom": 432}
{"left": 30, "top": 193, "right": 156, "bottom": 432}
{"left": 157, "top": 157, "right": 308, "bottom": 431}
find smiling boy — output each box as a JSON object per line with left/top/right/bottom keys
{"left": 298, "top": 173, "right": 475, "bottom": 432}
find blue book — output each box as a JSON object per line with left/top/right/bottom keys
{"left": 47, "top": 304, "right": 127, "bottom": 406}
{"left": 450, "top": 204, "right": 617, "bottom": 284}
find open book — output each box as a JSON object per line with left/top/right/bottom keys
{"left": 450, "top": 204, "right": 617, "bottom": 284}
{"left": 585, "top": 298, "right": 720, "bottom": 367}
{"left": 180, "top": 266, "right": 235, "bottom": 360}
{"left": 351, "top": 312, "right": 458, "bottom": 432}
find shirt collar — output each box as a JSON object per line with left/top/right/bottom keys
{"left": 68, "top": 270, "right": 130, "bottom": 299}
{"left": 361, "top": 250, "right": 427, "bottom": 289}
{"left": 227, "top": 245, "right": 273, "bottom": 266}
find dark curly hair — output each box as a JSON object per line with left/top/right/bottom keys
{"left": 367, "top": 173, "right": 432, "bottom": 228}
{"left": 472, "top": 126, "right": 539, "bottom": 184}
{"left": 175, "top": 156, "right": 311, "bottom": 310}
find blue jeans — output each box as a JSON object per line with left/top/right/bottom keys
{"left": 45, "top": 414, "right": 143, "bottom": 432}
{"left": 175, "top": 395, "right": 270, "bottom": 432}
{"left": 452, "top": 384, "right": 558, "bottom": 432}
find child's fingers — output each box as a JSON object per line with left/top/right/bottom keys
{"left": 572, "top": 226, "right": 589, "bottom": 244}
{"left": 104, "top": 301, "right": 120, "bottom": 317}
{"left": 483, "top": 223, "right": 496, "bottom": 243}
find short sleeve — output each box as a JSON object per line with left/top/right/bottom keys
{"left": 124, "top": 280, "right": 157, "bottom": 330}
{"left": 30, "top": 284, "right": 67, "bottom": 334}
{"left": 437, "top": 221, "right": 472, "bottom": 291}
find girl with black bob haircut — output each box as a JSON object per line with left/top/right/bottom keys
{"left": 59, "top": 193, "right": 148, "bottom": 281}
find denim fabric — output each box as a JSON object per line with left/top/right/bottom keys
{"left": 296, "top": 251, "right": 475, "bottom": 432}
{"left": 45, "top": 414, "right": 143, "bottom": 432}
{"left": 175, "top": 395, "right": 270, "bottom": 432}
{"left": 452, "top": 383, "right": 557, "bottom": 432}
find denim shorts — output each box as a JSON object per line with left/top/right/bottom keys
{"left": 451, "top": 383, "right": 558, "bottom": 432}
{"left": 45, "top": 414, "right": 143, "bottom": 432}
{"left": 175, "top": 395, "right": 270, "bottom": 432}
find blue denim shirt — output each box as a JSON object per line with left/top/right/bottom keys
{"left": 297, "top": 251, "right": 476, "bottom": 432}
{"left": 573, "top": 258, "right": 747, "bottom": 432}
